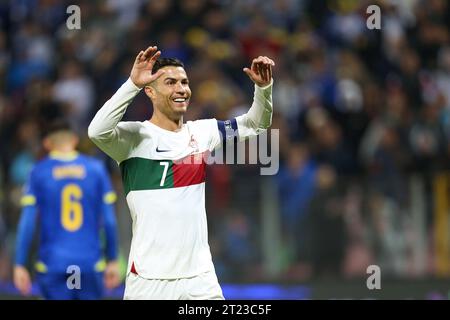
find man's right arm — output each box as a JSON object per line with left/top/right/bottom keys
{"left": 89, "top": 45, "right": 164, "bottom": 162}
{"left": 88, "top": 78, "right": 142, "bottom": 162}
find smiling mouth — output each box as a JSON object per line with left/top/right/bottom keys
{"left": 172, "top": 97, "right": 188, "bottom": 103}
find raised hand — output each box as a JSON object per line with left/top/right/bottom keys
{"left": 130, "top": 46, "right": 165, "bottom": 88}
{"left": 243, "top": 56, "right": 275, "bottom": 87}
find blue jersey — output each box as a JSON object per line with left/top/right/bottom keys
{"left": 15, "top": 151, "right": 118, "bottom": 274}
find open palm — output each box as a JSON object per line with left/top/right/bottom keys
{"left": 130, "top": 46, "right": 165, "bottom": 88}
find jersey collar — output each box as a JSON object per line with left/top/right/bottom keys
{"left": 49, "top": 151, "right": 79, "bottom": 161}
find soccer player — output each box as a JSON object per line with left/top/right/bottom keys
{"left": 14, "top": 119, "right": 120, "bottom": 300}
{"left": 88, "top": 45, "right": 274, "bottom": 300}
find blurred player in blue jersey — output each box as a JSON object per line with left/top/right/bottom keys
{"left": 13, "top": 119, "right": 120, "bottom": 300}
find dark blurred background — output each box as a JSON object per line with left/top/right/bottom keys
{"left": 1, "top": 0, "right": 450, "bottom": 299}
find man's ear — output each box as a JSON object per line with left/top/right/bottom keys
{"left": 144, "top": 85, "right": 155, "bottom": 100}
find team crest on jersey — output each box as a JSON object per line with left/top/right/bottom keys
{"left": 189, "top": 135, "right": 199, "bottom": 153}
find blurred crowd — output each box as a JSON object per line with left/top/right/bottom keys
{"left": 1, "top": 0, "right": 450, "bottom": 284}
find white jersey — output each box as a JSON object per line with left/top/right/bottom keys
{"left": 88, "top": 78, "right": 273, "bottom": 279}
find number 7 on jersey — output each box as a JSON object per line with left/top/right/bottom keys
{"left": 159, "top": 161, "right": 169, "bottom": 186}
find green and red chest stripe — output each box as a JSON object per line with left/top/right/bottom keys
{"left": 120, "top": 153, "right": 206, "bottom": 195}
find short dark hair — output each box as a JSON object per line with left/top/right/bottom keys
{"left": 152, "top": 58, "right": 184, "bottom": 74}
{"left": 42, "top": 118, "right": 74, "bottom": 138}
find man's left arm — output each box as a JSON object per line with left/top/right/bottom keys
{"left": 14, "top": 170, "right": 39, "bottom": 296}
{"left": 98, "top": 164, "right": 118, "bottom": 262}
{"left": 101, "top": 199, "right": 121, "bottom": 289}
{"left": 98, "top": 164, "right": 121, "bottom": 289}
{"left": 215, "top": 56, "right": 274, "bottom": 146}
{"left": 235, "top": 78, "right": 273, "bottom": 140}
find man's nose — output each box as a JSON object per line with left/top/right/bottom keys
{"left": 175, "top": 82, "right": 187, "bottom": 94}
